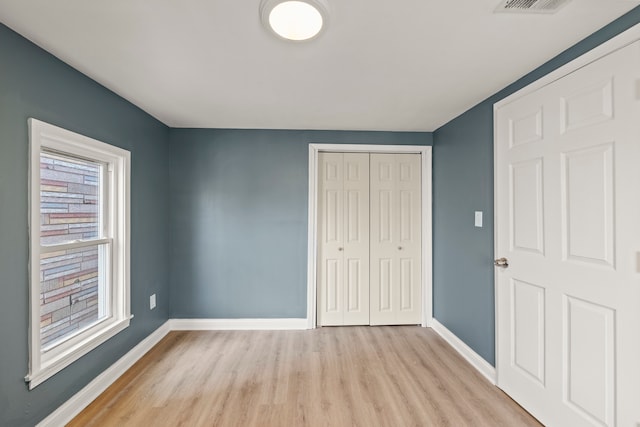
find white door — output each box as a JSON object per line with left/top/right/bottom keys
{"left": 318, "top": 152, "right": 370, "bottom": 326}
{"left": 495, "top": 41, "right": 640, "bottom": 426}
{"left": 370, "top": 153, "right": 422, "bottom": 325}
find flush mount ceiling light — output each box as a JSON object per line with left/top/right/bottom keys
{"left": 260, "top": 0, "right": 329, "bottom": 42}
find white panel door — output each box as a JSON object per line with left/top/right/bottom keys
{"left": 370, "top": 153, "right": 422, "bottom": 325}
{"left": 495, "top": 41, "right": 640, "bottom": 426}
{"left": 318, "top": 152, "right": 370, "bottom": 326}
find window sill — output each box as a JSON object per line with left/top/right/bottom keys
{"left": 26, "top": 315, "right": 133, "bottom": 390}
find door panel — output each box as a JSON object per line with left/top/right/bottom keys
{"left": 561, "top": 143, "right": 615, "bottom": 266}
{"left": 318, "top": 152, "right": 369, "bottom": 326}
{"left": 326, "top": 259, "right": 339, "bottom": 313}
{"left": 325, "top": 190, "right": 340, "bottom": 242}
{"left": 510, "top": 107, "right": 543, "bottom": 147}
{"left": 564, "top": 296, "right": 615, "bottom": 427}
{"left": 346, "top": 191, "right": 361, "bottom": 242}
{"left": 510, "top": 158, "right": 545, "bottom": 254}
{"left": 379, "top": 190, "right": 392, "bottom": 242}
{"left": 318, "top": 153, "right": 345, "bottom": 325}
{"left": 346, "top": 259, "right": 361, "bottom": 311}
{"left": 400, "top": 258, "right": 413, "bottom": 311}
{"left": 379, "top": 258, "right": 392, "bottom": 312}
{"left": 496, "top": 41, "right": 640, "bottom": 426}
{"left": 343, "top": 153, "right": 370, "bottom": 324}
{"left": 511, "top": 279, "right": 545, "bottom": 386}
{"left": 370, "top": 153, "right": 422, "bottom": 325}
{"left": 560, "top": 78, "right": 613, "bottom": 133}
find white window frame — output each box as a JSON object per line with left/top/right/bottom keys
{"left": 26, "top": 119, "right": 131, "bottom": 389}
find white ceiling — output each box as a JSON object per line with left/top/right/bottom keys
{"left": 0, "top": 0, "right": 638, "bottom": 131}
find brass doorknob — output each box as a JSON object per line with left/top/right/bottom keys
{"left": 338, "top": 247, "right": 343, "bottom": 251}
{"left": 398, "top": 246, "right": 403, "bottom": 250}
{"left": 494, "top": 257, "right": 509, "bottom": 268}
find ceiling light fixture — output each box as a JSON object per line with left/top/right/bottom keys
{"left": 260, "top": 0, "right": 329, "bottom": 42}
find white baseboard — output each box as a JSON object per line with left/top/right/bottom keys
{"left": 170, "top": 318, "right": 309, "bottom": 330}
{"left": 37, "top": 320, "right": 172, "bottom": 427}
{"left": 430, "top": 318, "right": 496, "bottom": 385}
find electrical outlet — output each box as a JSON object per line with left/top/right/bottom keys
{"left": 150, "top": 293, "right": 156, "bottom": 310}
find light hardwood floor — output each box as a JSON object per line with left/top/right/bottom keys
{"left": 69, "top": 327, "right": 541, "bottom": 427}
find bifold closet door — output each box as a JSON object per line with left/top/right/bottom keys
{"left": 318, "top": 152, "right": 370, "bottom": 326}
{"left": 370, "top": 154, "right": 422, "bottom": 325}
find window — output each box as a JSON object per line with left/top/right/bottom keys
{"left": 26, "top": 119, "right": 131, "bottom": 389}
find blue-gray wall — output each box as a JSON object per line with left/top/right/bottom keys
{"left": 432, "top": 6, "right": 640, "bottom": 365}
{"left": 0, "top": 24, "right": 171, "bottom": 426}
{"left": 169, "top": 129, "right": 432, "bottom": 318}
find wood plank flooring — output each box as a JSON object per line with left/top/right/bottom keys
{"left": 69, "top": 326, "right": 541, "bottom": 427}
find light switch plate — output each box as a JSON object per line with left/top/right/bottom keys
{"left": 474, "top": 211, "right": 483, "bottom": 228}
{"left": 150, "top": 294, "right": 156, "bottom": 310}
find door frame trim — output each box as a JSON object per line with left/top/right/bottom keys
{"left": 307, "top": 144, "right": 433, "bottom": 329}
{"left": 493, "top": 22, "right": 640, "bottom": 385}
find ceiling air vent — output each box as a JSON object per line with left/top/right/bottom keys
{"left": 495, "top": 0, "right": 572, "bottom": 14}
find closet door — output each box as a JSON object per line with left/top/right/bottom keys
{"left": 318, "top": 152, "right": 370, "bottom": 326}
{"left": 370, "top": 154, "right": 422, "bottom": 325}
